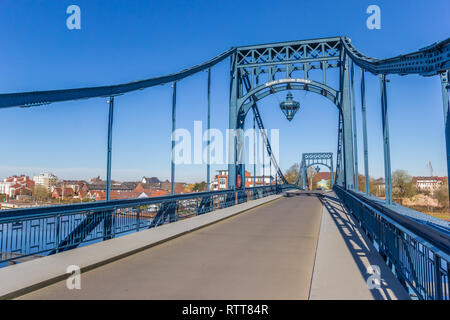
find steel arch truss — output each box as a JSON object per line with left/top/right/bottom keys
{"left": 236, "top": 37, "right": 341, "bottom": 94}
{"left": 240, "top": 78, "right": 339, "bottom": 116}
{"left": 227, "top": 37, "right": 356, "bottom": 190}
{"left": 295, "top": 153, "right": 334, "bottom": 189}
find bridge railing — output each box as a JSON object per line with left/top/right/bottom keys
{"left": 334, "top": 185, "right": 450, "bottom": 300}
{"left": 0, "top": 184, "right": 297, "bottom": 266}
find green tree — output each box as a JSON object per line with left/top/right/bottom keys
{"left": 392, "top": 170, "right": 415, "bottom": 199}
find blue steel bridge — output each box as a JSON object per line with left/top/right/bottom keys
{"left": 0, "top": 36, "right": 449, "bottom": 300}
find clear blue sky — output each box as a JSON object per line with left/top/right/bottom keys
{"left": 0, "top": 0, "right": 448, "bottom": 183}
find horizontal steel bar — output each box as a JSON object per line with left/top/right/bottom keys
{"left": 0, "top": 48, "right": 236, "bottom": 109}
{"left": 0, "top": 185, "right": 297, "bottom": 221}
{"left": 236, "top": 56, "right": 338, "bottom": 68}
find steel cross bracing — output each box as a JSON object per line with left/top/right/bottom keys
{"left": 342, "top": 37, "right": 450, "bottom": 76}
{"left": 241, "top": 74, "right": 288, "bottom": 185}
{"left": 295, "top": 152, "right": 334, "bottom": 189}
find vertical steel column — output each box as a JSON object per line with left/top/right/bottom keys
{"left": 380, "top": 74, "right": 392, "bottom": 205}
{"left": 351, "top": 61, "right": 359, "bottom": 189}
{"left": 440, "top": 71, "right": 450, "bottom": 205}
{"left": 330, "top": 159, "right": 334, "bottom": 187}
{"left": 262, "top": 139, "right": 265, "bottom": 186}
{"left": 269, "top": 159, "right": 272, "bottom": 184}
{"left": 340, "top": 51, "right": 355, "bottom": 190}
{"left": 228, "top": 54, "right": 238, "bottom": 189}
{"left": 171, "top": 82, "right": 177, "bottom": 195}
{"left": 253, "top": 112, "right": 256, "bottom": 188}
{"left": 434, "top": 254, "right": 443, "bottom": 300}
{"left": 206, "top": 69, "right": 211, "bottom": 192}
{"left": 361, "top": 68, "right": 370, "bottom": 195}
{"left": 302, "top": 165, "right": 307, "bottom": 190}
{"left": 106, "top": 96, "right": 114, "bottom": 201}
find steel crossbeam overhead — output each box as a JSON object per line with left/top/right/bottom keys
{"left": 295, "top": 153, "right": 334, "bottom": 189}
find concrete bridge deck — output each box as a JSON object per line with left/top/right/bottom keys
{"left": 11, "top": 191, "right": 409, "bottom": 300}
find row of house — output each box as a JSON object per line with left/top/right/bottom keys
{"left": 1, "top": 174, "right": 188, "bottom": 203}
{"left": 210, "top": 170, "right": 276, "bottom": 190}
{"left": 49, "top": 176, "right": 186, "bottom": 201}
{"left": 0, "top": 175, "right": 35, "bottom": 199}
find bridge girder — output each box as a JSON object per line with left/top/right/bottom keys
{"left": 295, "top": 152, "right": 334, "bottom": 189}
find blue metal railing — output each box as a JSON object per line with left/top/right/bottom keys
{"left": 0, "top": 184, "right": 296, "bottom": 266}
{"left": 334, "top": 185, "right": 450, "bottom": 300}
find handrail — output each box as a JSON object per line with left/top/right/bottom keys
{"left": 334, "top": 185, "right": 450, "bottom": 258}
{"left": 0, "top": 184, "right": 295, "bottom": 221}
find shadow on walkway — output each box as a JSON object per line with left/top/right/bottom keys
{"left": 313, "top": 191, "right": 409, "bottom": 300}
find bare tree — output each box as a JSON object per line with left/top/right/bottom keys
{"left": 392, "top": 170, "right": 415, "bottom": 199}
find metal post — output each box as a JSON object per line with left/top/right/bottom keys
{"left": 440, "top": 71, "right": 450, "bottom": 206}
{"left": 302, "top": 165, "right": 307, "bottom": 190}
{"left": 330, "top": 159, "right": 334, "bottom": 187}
{"left": 206, "top": 69, "right": 211, "bottom": 192}
{"left": 380, "top": 74, "right": 392, "bottom": 205}
{"left": 361, "top": 68, "right": 370, "bottom": 195}
{"left": 253, "top": 111, "right": 256, "bottom": 188}
{"left": 351, "top": 61, "right": 359, "bottom": 189}
{"left": 434, "top": 254, "right": 443, "bottom": 300}
{"left": 269, "top": 160, "right": 272, "bottom": 184}
{"left": 227, "top": 54, "right": 238, "bottom": 189}
{"left": 171, "top": 82, "right": 177, "bottom": 195}
{"left": 340, "top": 51, "right": 355, "bottom": 190}
{"left": 106, "top": 96, "right": 114, "bottom": 201}
{"left": 262, "top": 137, "right": 265, "bottom": 186}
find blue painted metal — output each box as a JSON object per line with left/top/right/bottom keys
{"left": 351, "top": 61, "right": 359, "bottom": 189}
{"left": 440, "top": 71, "right": 450, "bottom": 205}
{"left": 0, "top": 184, "right": 296, "bottom": 265}
{"left": 227, "top": 54, "right": 239, "bottom": 189}
{"left": 296, "top": 153, "right": 334, "bottom": 189}
{"left": 240, "top": 79, "right": 338, "bottom": 116}
{"left": 380, "top": 74, "right": 393, "bottom": 205}
{"left": 253, "top": 111, "right": 256, "bottom": 188}
{"left": 1, "top": 36, "right": 447, "bottom": 111}
{"left": 360, "top": 68, "right": 370, "bottom": 195}
{"left": 241, "top": 74, "right": 288, "bottom": 185}
{"left": 334, "top": 185, "right": 449, "bottom": 300}
{"left": 0, "top": 36, "right": 449, "bottom": 297}
{"left": 206, "top": 69, "right": 211, "bottom": 192}
{"left": 342, "top": 37, "right": 450, "bottom": 76}
{"left": 171, "top": 82, "right": 177, "bottom": 195}
{"left": 279, "top": 92, "right": 300, "bottom": 121}
{"left": 106, "top": 96, "right": 114, "bottom": 201}
{"left": 340, "top": 50, "right": 355, "bottom": 190}
{"left": 0, "top": 48, "right": 236, "bottom": 109}
{"left": 336, "top": 112, "right": 344, "bottom": 186}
